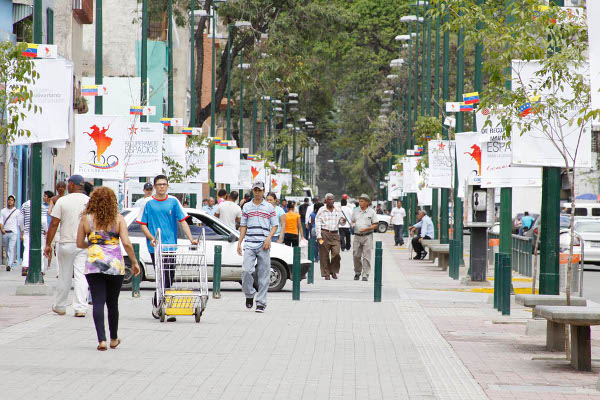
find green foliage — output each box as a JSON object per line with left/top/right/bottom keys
{"left": 0, "top": 42, "right": 40, "bottom": 144}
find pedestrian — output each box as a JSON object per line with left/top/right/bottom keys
{"left": 409, "top": 210, "right": 435, "bottom": 260}
{"left": 48, "top": 183, "right": 66, "bottom": 274}
{"left": 84, "top": 182, "right": 95, "bottom": 196}
{"left": 315, "top": 193, "right": 346, "bottom": 280}
{"left": 280, "top": 199, "right": 287, "bottom": 212}
{"left": 309, "top": 202, "right": 323, "bottom": 262}
{"left": 282, "top": 201, "right": 303, "bottom": 247}
{"left": 215, "top": 191, "right": 242, "bottom": 230}
{"left": 390, "top": 200, "right": 406, "bottom": 246}
{"left": 19, "top": 197, "right": 48, "bottom": 275}
{"left": 202, "top": 198, "right": 208, "bottom": 207}
{"left": 351, "top": 194, "right": 379, "bottom": 281}
{"left": 44, "top": 175, "right": 90, "bottom": 317}
{"left": 217, "top": 188, "right": 228, "bottom": 204}
{"left": 521, "top": 211, "right": 534, "bottom": 235}
{"left": 43, "top": 190, "right": 53, "bottom": 272}
{"left": 237, "top": 181, "right": 278, "bottom": 313}
{"left": 1, "top": 195, "right": 20, "bottom": 271}
{"left": 138, "top": 175, "right": 198, "bottom": 322}
{"left": 240, "top": 192, "right": 252, "bottom": 207}
{"left": 134, "top": 182, "right": 154, "bottom": 208}
{"left": 298, "top": 198, "right": 310, "bottom": 239}
{"left": 338, "top": 198, "right": 353, "bottom": 251}
{"left": 76, "top": 186, "right": 140, "bottom": 351}
{"left": 202, "top": 197, "right": 216, "bottom": 216}
{"left": 266, "top": 192, "right": 286, "bottom": 242}
{"left": 48, "top": 181, "right": 67, "bottom": 218}
{"left": 304, "top": 196, "right": 319, "bottom": 234}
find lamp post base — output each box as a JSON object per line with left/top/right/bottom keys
{"left": 16, "top": 283, "right": 54, "bottom": 296}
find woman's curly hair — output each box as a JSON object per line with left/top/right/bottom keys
{"left": 82, "top": 186, "right": 119, "bottom": 230}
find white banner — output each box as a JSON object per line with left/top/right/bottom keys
{"left": 455, "top": 132, "right": 481, "bottom": 198}
{"left": 402, "top": 157, "right": 420, "bottom": 193}
{"left": 163, "top": 135, "right": 187, "bottom": 178}
{"left": 387, "top": 171, "right": 404, "bottom": 201}
{"left": 476, "top": 109, "right": 542, "bottom": 187}
{"left": 214, "top": 148, "right": 241, "bottom": 185}
{"left": 446, "top": 102, "right": 461, "bottom": 113}
{"left": 427, "top": 140, "right": 455, "bottom": 188}
{"left": 249, "top": 161, "right": 267, "bottom": 184}
{"left": 124, "top": 123, "right": 163, "bottom": 177}
{"left": 511, "top": 60, "right": 591, "bottom": 168}
{"left": 231, "top": 159, "right": 252, "bottom": 189}
{"left": 270, "top": 174, "right": 283, "bottom": 197}
{"left": 10, "top": 58, "right": 73, "bottom": 145}
{"left": 74, "top": 115, "right": 126, "bottom": 180}
{"left": 278, "top": 173, "right": 292, "bottom": 195}
{"left": 185, "top": 142, "right": 209, "bottom": 183}
{"left": 588, "top": 2, "right": 600, "bottom": 112}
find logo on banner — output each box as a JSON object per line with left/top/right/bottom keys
{"left": 465, "top": 144, "right": 482, "bottom": 175}
{"left": 271, "top": 178, "right": 278, "bottom": 189}
{"left": 83, "top": 124, "right": 119, "bottom": 170}
{"left": 251, "top": 166, "right": 260, "bottom": 181}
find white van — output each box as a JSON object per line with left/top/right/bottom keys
{"left": 563, "top": 202, "right": 600, "bottom": 217}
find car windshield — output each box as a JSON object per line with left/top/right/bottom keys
{"left": 575, "top": 222, "right": 600, "bottom": 233}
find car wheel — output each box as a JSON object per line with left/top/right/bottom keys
{"left": 377, "top": 222, "right": 388, "bottom": 234}
{"left": 269, "top": 260, "right": 288, "bottom": 292}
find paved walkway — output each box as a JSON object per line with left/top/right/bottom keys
{"left": 0, "top": 233, "right": 600, "bottom": 399}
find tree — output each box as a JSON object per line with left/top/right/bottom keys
{"left": 0, "top": 42, "right": 40, "bottom": 144}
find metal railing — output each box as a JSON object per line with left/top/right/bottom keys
{"left": 512, "top": 235, "right": 533, "bottom": 277}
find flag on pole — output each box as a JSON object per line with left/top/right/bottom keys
{"left": 216, "top": 162, "right": 224, "bottom": 167}
{"left": 460, "top": 102, "right": 474, "bottom": 112}
{"left": 22, "top": 44, "right": 38, "bottom": 57}
{"left": 130, "top": 106, "right": 144, "bottom": 115}
{"left": 160, "top": 118, "right": 172, "bottom": 126}
{"left": 81, "top": 85, "right": 99, "bottom": 96}
{"left": 182, "top": 127, "right": 193, "bottom": 135}
{"left": 462, "top": 92, "right": 480, "bottom": 105}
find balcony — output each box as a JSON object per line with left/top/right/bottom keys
{"left": 73, "top": 0, "right": 93, "bottom": 25}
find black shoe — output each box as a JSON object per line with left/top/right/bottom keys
{"left": 354, "top": 273, "right": 361, "bottom": 281}
{"left": 246, "top": 298, "right": 254, "bottom": 309}
{"left": 413, "top": 254, "right": 422, "bottom": 260}
{"left": 255, "top": 305, "right": 265, "bottom": 313}
{"left": 422, "top": 251, "right": 428, "bottom": 259}
{"left": 362, "top": 276, "right": 368, "bottom": 282}
{"left": 167, "top": 316, "right": 176, "bottom": 322}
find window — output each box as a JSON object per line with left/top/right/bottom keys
{"left": 181, "top": 214, "right": 231, "bottom": 240}
{"left": 128, "top": 221, "right": 146, "bottom": 237}
{"left": 592, "top": 208, "right": 600, "bottom": 217}
{"left": 574, "top": 208, "right": 588, "bottom": 216}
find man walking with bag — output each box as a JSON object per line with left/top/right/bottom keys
{"left": 1, "top": 195, "right": 20, "bottom": 271}
{"left": 351, "top": 194, "right": 378, "bottom": 281}
{"left": 315, "top": 193, "right": 346, "bottom": 280}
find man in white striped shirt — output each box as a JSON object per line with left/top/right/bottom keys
{"left": 315, "top": 193, "right": 346, "bottom": 280}
{"left": 20, "top": 199, "right": 49, "bottom": 275}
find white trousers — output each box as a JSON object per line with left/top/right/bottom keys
{"left": 54, "top": 242, "right": 88, "bottom": 313}
{"left": 2, "top": 232, "right": 18, "bottom": 267}
{"left": 22, "top": 233, "right": 46, "bottom": 272}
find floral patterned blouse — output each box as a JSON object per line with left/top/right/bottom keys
{"left": 85, "top": 215, "right": 125, "bottom": 275}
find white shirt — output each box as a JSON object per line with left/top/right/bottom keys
{"left": 50, "top": 193, "right": 89, "bottom": 243}
{"left": 339, "top": 205, "right": 353, "bottom": 228}
{"left": 134, "top": 196, "right": 152, "bottom": 209}
{"left": 390, "top": 207, "right": 406, "bottom": 225}
{"left": 413, "top": 215, "right": 435, "bottom": 238}
{"left": 215, "top": 201, "right": 242, "bottom": 230}
{"left": 1, "top": 207, "right": 20, "bottom": 233}
{"left": 304, "top": 204, "right": 314, "bottom": 226}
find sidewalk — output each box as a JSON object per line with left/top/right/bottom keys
{"left": 0, "top": 233, "right": 598, "bottom": 399}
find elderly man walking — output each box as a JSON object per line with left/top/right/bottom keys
{"left": 351, "top": 194, "right": 379, "bottom": 281}
{"left": 409, "top": 210, "right": 435, "bottom": 260}
{"left": 315, "top": 193, "right": 346, "bottom": 280}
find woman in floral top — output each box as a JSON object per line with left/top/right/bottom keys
{"left": 77, "top": 187, "right": 140, "bottom": 351}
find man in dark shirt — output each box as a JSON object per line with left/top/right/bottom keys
{"left": 298, "top": 197, "right": 310, "bottom": 239}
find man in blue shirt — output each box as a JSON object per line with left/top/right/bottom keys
{"left": 138, "top": 175, "right": 198, "bottom": 321}
{"left": 237, "top": 181, "right": 278, "bottom": 313}
{"left": 409, "top": 210, "right": 435, "bottom": 260}
{"left": 202, "top": 197, "right": 216, "bottom": 216}
{"left": 521, "top": 211, "right": 534, "bottom": 235}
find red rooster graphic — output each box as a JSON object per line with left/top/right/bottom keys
{"left": 464, "top": 144, "right": 482, "bottom": 175}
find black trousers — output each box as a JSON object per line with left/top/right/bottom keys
{"left": 339, "top": 228, "right": 351, "bottom": 251}
{"left": 150, "top": 252, "right": 176, "bottom": 307}
{"left": 284, "top": 233, "right": 299, "bottom": 247}
{"left": 412, "top": 235, "right": 431, "bottom": 256}
{"left": 85, "top": 273, "right": 124, "bottom": 342}
{"left": 393, "top": 225, "right": 404, "bottom": 245}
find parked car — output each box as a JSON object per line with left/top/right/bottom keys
{"left": 524, "top": 214, "right": 571, "bottom": 245}
{"left": 119, "top": 207, "right": 311, "bottom": 291}
{"left": 512, "top": 213, "right": 540, "bottom": 234}
{"left": 375, "top": 214, "right": 391, "bottom": 233}
{"left": 573, "top": 220, "right": 600, "bottom": 263}
{"left": 563, "top": 202, "right": 600, "bottom": 218}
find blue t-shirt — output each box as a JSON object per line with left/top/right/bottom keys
{"left": 274, "top": 206, "right": 285, "bottom": 236}
{"left": 138, "top": 196, "right": 187, "bottom": 253}
{"left": 522, "top": 215, "right": 534, "bottom": 229}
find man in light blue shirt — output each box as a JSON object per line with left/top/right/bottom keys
{"left": 409, "top": 210, "right": 434, "bottom": 260}
{"left": 202, "top": 197, "right": 216, "bottom": 216}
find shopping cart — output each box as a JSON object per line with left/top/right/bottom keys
{"left": 154, "top": 228, "right": 209, "bottom": 323}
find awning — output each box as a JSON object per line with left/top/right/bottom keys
{"left": 13, "top": 3, "right": 33, "bottom": 24}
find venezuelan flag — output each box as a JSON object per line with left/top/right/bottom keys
{"left": 247, "top": 155, "right": 255, "bottom": 160}
{"left": 160, "top": 118, "right": 171, "bottom": 126}
{"left": 519, "top": 102, "right": 532, "bottom": 117}
{"left": 22, "top": 44, "right": 38, "bottom": 57}
{"left": 213, "top": 138, "right": 221, "bottom": 144}
{"left": 216, "top": 162, "right": 224, "bottom": 167}
{"left": 462, "top": 92, "right": 479, "bottom": 105}
{"left": 460, "top": 102, "right": 474, "bottom": 112}
{"left": 81, "top": 85, "right": 99, "bottom": 96}
{"left": 130, "top": 106, "right": 144, "bottom": 115}
{"left": 182, "top": 127, "right": 193, "bottom": 134}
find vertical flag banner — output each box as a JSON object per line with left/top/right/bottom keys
{"left": 588, "top": 1, "right": 600, "bottom": 112}
{"left": 455, "top": 132, "right": 481, "bottom": 198}
{"left": 9, "top": 59, "right": 73, "bottom": 145}
{"left": 270, "top": 174, "right": 283, "bottom": 197}
{"left": 417, "top": 169, "right": 432, "bottom": 206}
{"left": 185, "top": 142, "right": 209, "bottom": 183}
{"left": 232, "top": 159, "right": 253, "bottom": 189}
{"left": 427, "top": 140, "right": 455, "bottom": 188}
{"left": 163, "top": 134, "right": 187, "bottom": 177}
{"left": 249, "top": 161, "right": 266, "bottom": 183}
{"left": 476, "top": 109, "right": 542, "bottom": 187}
{"left": 214, "top": 148, "right": 241, "bottom": 184}
{"left": 511, "top": 60, "right": 591, "bottom": 168}
{"left": 387, "top": 171, "right": 404, "bottom": 201}
{"left": 124, "top": 122, "right": 163, "bottom": 177}
{"left": 74, "top": 115, "right": 127, "bottom": 180}
{"left": 402, "top": 157, "right": 420, "bottom": 193}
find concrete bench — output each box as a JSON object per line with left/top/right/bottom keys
{"left": 536, "top": 306, "right": 600, "bottom": 371}
{"left": 422, "top": 239, "right": 440, "bottom": 260}
{"left": 515, "top": 294, "right": 587, "bottom": 318}
{"left": 428, "top": 244, "right": 450, "bottom": 271}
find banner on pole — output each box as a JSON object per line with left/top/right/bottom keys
{"left": 124, "top": 122, "right": 163, "bottom": 177}
{"left": 214, "top": 148, "right": 241, "bottom": 185}
{"left": 455, "top": 132, "right": 481, "bottom": 198}
{"left": 387, "top": 171, "right": 404, "bottom": 201}
{"left": 163, "top": 134, "right": 187, "bottom": 178}
{"left": 427, "top": 140, "right": 455, "bottom": 188}
{"left": 402, "top": 157, "right": 420, "bottom": 193}
{"left": 185, "top": 142, "right": 209, "bottom": 183}
{"left": 231, "top": 159, "right": 252, "bottom": 189}
{"left": 588, "top": 2, "right": 600, "bottom": 112}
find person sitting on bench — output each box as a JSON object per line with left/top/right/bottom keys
{"left": 409, "top": 210, "right": 434, "bottom": 260}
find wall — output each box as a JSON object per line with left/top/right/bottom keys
{"left": 135, "top": 40, "right": 167, "bottom": 123}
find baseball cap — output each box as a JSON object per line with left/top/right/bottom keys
{"left": 342, "top": 194, "right": 348, "bottom": 199}
{"left": 68, "top": 174, "right": 85, "bottom": 186}
{"left": 252, "top": 181, "right": 265, "bottom": 190}
{"left": 143, "top": 182, "right": 153, "bottom": 190}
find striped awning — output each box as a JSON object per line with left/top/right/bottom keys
{"left": 13, "top": 3, "right": 33, "bottom": 24}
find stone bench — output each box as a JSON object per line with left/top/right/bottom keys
{"left": 515, "top": 294, "right": 587, "bottom": 318}
{"left": 422, "top": 239, "right": 440, "bottom": 260}
{"left": 428, "top": 244, "right": 450, "bottom": 271}
{"left": 536, "top": 306, "right": 600, "bottom": 371}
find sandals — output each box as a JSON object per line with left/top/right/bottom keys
{"left": 97, "top": 342, "right": 107, "bottom": 351}
{"left": 110, "top": 339, "right": 121, "bottom": 349}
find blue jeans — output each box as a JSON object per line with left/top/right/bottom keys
{"left": 393, "top": 225, "right": 404, "bottom": 245}
{"left": 242, "top": 246, "right": 270, "bottom": 307}
{"left": 310, "top": 227, "right": 319, "bottom": 261}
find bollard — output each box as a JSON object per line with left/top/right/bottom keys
{"left": 449, "top": 239, "right": 455, "bottom": 278}
{"left": 493, "top": 252, "right": 499, "bottom": 310}
{"left": 453, "top": 240, "right": 461, "bottom": 280}
{"left": 132, "top": 243, "right": 141, "bottom": 298}
{"left": 497, "top": 253, "right": 505, "bottom": 312}
{"left": 501, "top": 253, "right": 511, "bottom": 315}
{"left": 213, "top": 245, "right": 222, "bottom": 299}
{"left": 307, "top": 238, "right": 315, "bottom": 284}
{"left": 293, "top": 246, "right": 301, "bottom": 300}
{"left": 374, "top": 241, "right": 382, "bottom": 302}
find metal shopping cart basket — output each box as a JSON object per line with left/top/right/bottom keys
{"left": 154, "top": 228, "right": 209, "bottom": 323}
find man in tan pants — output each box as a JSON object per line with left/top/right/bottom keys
{"left": 315, "top": 193, "right": 346, "bottom": 280}
{"left": 351, "top": 194, "right": 378, "bottom": 281}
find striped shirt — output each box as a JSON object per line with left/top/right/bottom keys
{"left": 20, "top": 200, "right": 49, "bottom": 234}
{"left": 240, "top": 199, "right": 278, "bottom": 250}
